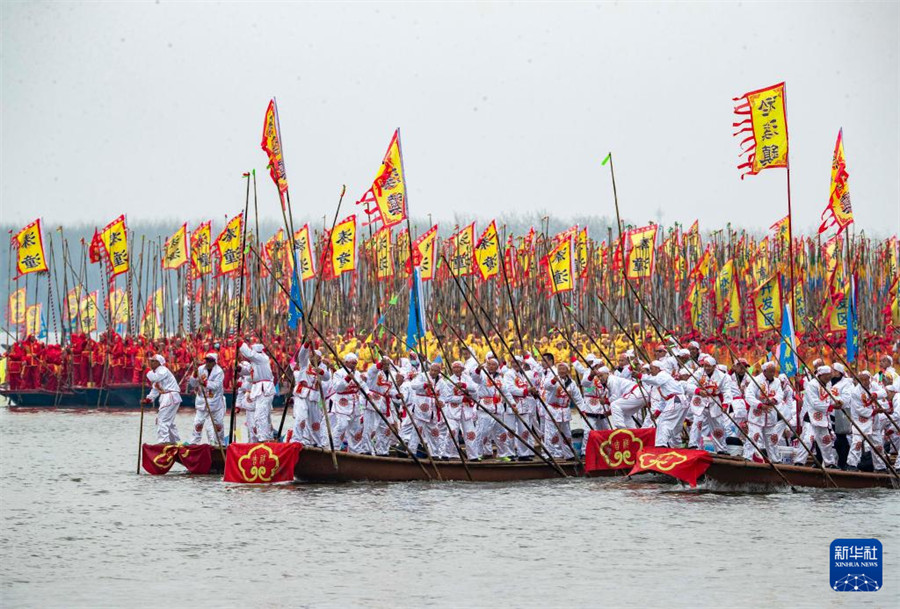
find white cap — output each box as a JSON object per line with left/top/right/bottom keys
{"left": 204, "top": 352, "right": 218, "bottom": 362}
{"left": 585, "top": 353, "right": 597, "bottom": 364}
{"left": 688, "top": 341, "right": 700, "bottom": 349}
{"left": 816, "top": 365, "right": 833, "bottom": 376}
{"left": 150, "top": 354, "right": 165, "bottom": 365}
{"left": 761, "top": 361, "right": 777, "bottom": 371}
{"left": 677, "top": 348, "right": 691, "bottom": 357}
{"left": 833, "top": 362, "right": 846, "bottom": 374}
{"left": 650, "top": 360, "right": 663, "bottom": 369}
{"left": 344, "top": 352, "right": 358, "bottom": 362}
{"left": 859, "top": 370, "right": 872, "bottom": 378}
{"left": 624, "top": 350, "right": 634, "bottom": 358}
{"left": 641, "top": 363, "right": 650, "bottom": 371}
{"left": 252, "top": 344, "right": 264, "bottom": 354}
{"left": 717, "top": 364, "right": 728, "bottom": 372}
{"left": 701, "top": 355, "right": 717, "bottom": 366}
{"left": 597, "top": 366, "right": 610, "bottom": 374}
{"left": 452, "top": 360, "right": 464, "bottom": 367}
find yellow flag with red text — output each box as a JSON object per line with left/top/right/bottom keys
{"left": 475, "top": 221, "right": 500, "bottom": 281}
{"left": 163, "top": 223, "right": 189, "bottom": 270}
{"left": 363, "top": 130, "right": 407, "bottom": 228}
{"left": 733, "top": 82, "right": 789, "bottom": 178}
{"left": 293, "top": 224, "right": 316, "bottom": 281}
{"left": 818, "top": 128, "right": 854, "bottom": 234}
{"left": 261, "top": 99, "right": 289, "bottom": 201}
{"left": 331, "top": 215, "right": 357, "bottom": 276}
{"left": 12, "top": 219, "right": 48, "bottom": 277}
{"left": 25, "top": 304, "right": 42, "bottom": 337}
{"left": 8, "top": 287, "right": 27, "bottom": 324}
{"left": 80, "top": 291, "right": 99, "bottom": 333}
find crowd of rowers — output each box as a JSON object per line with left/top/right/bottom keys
{"left": 137, "top": 336, "right": 900, "bottom": 472}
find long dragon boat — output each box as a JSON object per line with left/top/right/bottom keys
{"left": 1, "top": 384, "right": 285, "bottom": 409}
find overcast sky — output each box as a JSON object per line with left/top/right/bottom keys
{"left": 2, "top": 1, "right": 898, "bottom": 236}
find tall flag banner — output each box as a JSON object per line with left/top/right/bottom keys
{"left": 753, "top": 275, "right": 781, "bottom": 332}
{"left": 778, "top": 303, "right": 798, "bottom": 378}
{"left": 547, "top": 236, "right": 574, "bottom": 294}
{"left": 215, "top": 214, "right": 243, "bottom": 276}
{"left": 191, "top": 221, "right": 212, "bottom": 275}
{"left": 625, "top": 224, "right": 658, "bottom": 280}
{"left": 406, "top": 267, "right": 426, "bottom": 350}
{"left": 8, "top": 287, "right": 26, "bottom": 324}
{"left": 715, "top": 259, "right": 735, "bottom": 315}
{"left": 576, "top": 227, "right": 589, "bottom": 279}
{"left": 288, "top": 248, "right": 304, "bottom": 331}
{"left": 827, "top": 281, "right": 850, "bottom": 333}
{"left": 413, "top": 224, "right": 438, "bottom": 281}
{"left": 357, "top": 129, "right": 407, "bottom": 228}
{"left": 374, "top": 226, "right": 394, "bottom": 280}
{"left": 25, "top": 304, "right": 43, "bottom": 338}
{"left": 846, "top": 277, "right": 858, "bottom": 363}
{"left": 108, "top": 288, "right": 129, "bottom": 326}
{"left": 66, "top": 287, "right": 82, "bottom": 325}
{"left": 261, "top": 99, "right": 289, "bottom": 204}
{"left": 818, "top": 128, "right": 854, "bottom": 235}
{"left": 330, "top": 215, "right": 357, "bottom": 277}
{"left": 449, "top": 223, "right": 475, "bottom": 277}
{"left": 396, "top": 229, "right": 410, "bottom": 277}
{"left": 689, "top": 245, "right": 712, "bottom": 280}
{"left": 733, "top": 82, "right": 789, "bottom": 178}
{"left": 80, "top": 291, "right": 99, "bottom": 333}
{"left": 686, "top": 279, "right": 703, "bottom": 331}
{"left": 141, "top": 287, "right": 165, "bottom": 337}
{"left": 793, "top": 282, "right": 808, "bottom": 333}
{"left": 162, "top": 223, "right": 189, "bottom": 270}
{"left": 474, "top": 221, "right": 500, "bottom": 281}
{"left": 770, "top": 215, "right": 790, "bottom": 252}
{"left": 98, "top": 215, "right": 130, "bottom": 278}
{"left": 293, "top": 224, "right": 315, "bottom": 281}
{"left": 12, "top": 219, "right": 48, "bottom": 277}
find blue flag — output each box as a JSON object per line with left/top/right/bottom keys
{"left": 779, "top": 303, "right": 798, "bottom": 378}
{"left": 406, "top": 267, "right": 426, "bottom": 350}
{"left": 846, "top": 278, "right": 858, "bottom": 363}
{"left": 288, "top": 248, "right": 304, "bottom": 330}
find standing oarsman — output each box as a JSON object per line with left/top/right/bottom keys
{"left": 443, "top": 360, "right": 479, "bottom": 459}
{"left": 846, "top": 371, "right": 888, "bottom": 472}
{"left": 239, "top": 339, "right": 276, "bottom": 441}
{"left": 235, "top": 361, "right": 256, "bottom": 443}
{"left": 291, "top": 343, "right": 331, "bottom": 446}
{"left": 186, "top": 352, "right": 226, "bottom": 445}
{"left": 607, "top": 365, "right": 648, "bottom": 429}
{"left": 743, "top": 361, "right": 784, "bottom": 462}
{"left": 409, "top": 361, "right": 449, "bottom": 458}
{"left": 365, "top": 356, "right": 397, "bottom": 456}
{"left": 141, "top": 354, "right": 183, "bottom": 444}
{"left": 540, "top": 361, "right": 580, "bottom": 459}
{"left": 471, "top": 357, "right": 514, "bottom": 460}
{"left": 329, "top": 353, "right": 367, "bottom": 453}
{"left": 686, "top": 355, "right": 729, "bottom": 453}
{"left": 729, "top": 358, "right": 752, "bottom": 429}
{"left": 637, "top": 360, "right": 687, "bottom": 448}
{"left": 580, "top": 360, "right": 612, "bottom": 437}
{"left": 503, "top": 356, "right": 540, "bottom": 460}
{"left": 795, "top": 366, "right": 841, "bottom": 468}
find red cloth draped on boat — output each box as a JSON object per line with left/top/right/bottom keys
{"left": 142, "top": 444, "right": 213, "bottom": 475}
{"left": 584, "top": 428, "right": 656, "bottom": 472}
{"left": 224, "top": 442, "right": 302, "bottom": 483}
{"left": 628, "top": 447, "right": 712, "bottom": 487}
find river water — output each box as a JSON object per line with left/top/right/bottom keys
{"left": 1, "top": 406, "right": 897, "bottom": 608}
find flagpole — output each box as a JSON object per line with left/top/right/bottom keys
{"left": 395, "top": 128, "right": 425, "bottom": 358}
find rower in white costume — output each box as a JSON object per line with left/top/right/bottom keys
{"left": 239, "top": 340, "right": 276, "bottom": 441}
{"left": 540, "top": 362, "right": 581, "bottom": 459}
{"left": 235, "top": 362, "right": 256, "bottom": 442}
{"left": 793, "top": 366, "right": 840, "bottom": 468}
{"left": 443, "top": 360, "right": 479, "bottom": 459}
{"left": 408, "top": 361, "right": 449, "bottom": 458}
{"left": 328, "top": 353, "right": 367, "bottom": 453}
{"left": 607, "top": 366, "right": 648, "bottom": 429}
{"left": 579, "top": 361, "right": 613, "bottom": 439}
{"left": 471, "top": 357, "right": 514, "bottom": 460}
{"left": 651, "top": 344, "right": 679, "bottom": 376}
{"left": 846, "top": 371, "right": 889, "bottom": 471}
{"left": 686, "top": 355, "right": 729, "bottom": 453}
{"left": 365, "top": 356, "right": 398, "bottom": 456}
{"left": 503, "top": 356, "right": 541, "bottom": 460}
{"left": 291, "top": 343, "right": 331, "bottom": 446}
{"left": 186, "top": 353, "right": 226, "bottom": 445}
{"left": 742, "top": 361, "right": 784, "bottom": 462}
{"left": 638, "top": 360, "right": 687, "bottom": 448}
{"left": 729, "top": 359, "right": 752, "bottom": 430}
{"left": 142, "top": 354, "right": 183, "bottom": 444}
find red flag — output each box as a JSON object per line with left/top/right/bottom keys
{"left": 88, "top": 229, "right": 103, "bottom": 264}
{"left": 141, "top": 443, "right": 213, "bottom": 475}
{"left": 584, "top": 428, "right": 656, "bottom": 472}
{"left": 224, "top": 442, "right": 302, "bottom": 483}
{"left": 628, "top": 447, "right": 712, "bottom": 487}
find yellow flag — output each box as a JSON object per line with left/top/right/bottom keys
{"left": 13, "top": 219, "right": 48, "bottom": 277}
{"left": 715, "top": 259, "right": 735, "bottom": 315}
{"left": 548, "top": 236, "right": 574, "bottom": 294}
{"left": 753, "top": 275, "right": 781, "bottom": 332}
{"left": 100, "top": 215, "right": 129, "bottom": 277}
{"left": 25, "top": 303, "right": 42, "bottom": 337}
{"left": 450, "top": 223, "right": 475, "bottom": 277}
{"left": 374, "top": 226, "right": 393, "bottom": 280}
{"left": 67, "top": 287, "right": 82, "bottom": 324}
{"left": 414, "top": 225, "right": 438, "bottom": 281}
{"left": 331, "top": 215, "right": 356, "bottom": 276}
{"left": 141, "top": 288, "right": 164, "bottom": 337}
{"left": 191, "top": 221, "right": 212, "bottom": 276}
{"left": 625, "top": 225, "right": 658, "bottom": 280}
{"left": 687, "top": 279, "right": 703, "bottom": 331}
{"left": 828, "top": 280, "right": 850, "bottom": 332}
{"left": 474, "top": 221, "right": 500, "bottom": 281}
{"left": 108, "top": 288, "right": 129, "bottom": 325}
{"left": 293, "top": 224, "right": 315, "bottom": 281}
{"left": 215, "top": 214, "right": 243, "bottom": 275}
{"left": 80, "top": 291, "right": 99, "bottom": 333}
{"left": 770, "top": 215, "right": 790, "bottom": 252}
{"left": 576, "top": 228, "right": 589, "bottom": 279}
{"left": 819, "top": 128, "right": 853, "bottom": 234}
{"left": 365, "top": 129, "right": 407, "bottom": 228}
{"left": 723, "top": 284, "right": 741, "bottom": 330}
{"left": 734, "top": 82, "right": 789, "bottom": 178}
{"left": 8, "top": 287, "right": 27, "bottom": 324}
{"left": 397, "top": 229, "right": 410, "bottom": 278}
{"left": 163, "top": 223, "right": 189, "bottom": 270}
{"left": 793, "top": 282, "right": 807, "bottom": 333}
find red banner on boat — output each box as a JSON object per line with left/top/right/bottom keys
{"left": 628, "top": 447, "right": 712, "bottom": 487}
{"left": 584, "top": 428, "right": 656, "bottom": 472}
{"left": 142, "top": 443, "right": 213, "bottom": 475}
{"left": 224, "top": 442, "right": 302, "bottom": 483}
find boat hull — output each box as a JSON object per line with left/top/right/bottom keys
{"left": 1, "top": 386, "right": 285, "bottom": 409}
{"left": 704, "top": 456, "right": 897, "bottom": 489}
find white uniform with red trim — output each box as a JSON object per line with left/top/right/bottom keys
{"left": 364, "top": 363, "right": 398, "bottom": 456}
{"left": 607, "top": 375, "right": 648, "bottom": 429}
{"left": 239, "top": 342, "right": 276, "bottom": 441}
{"left": 442, "top": 373, "right": 479, "bottom": 459}
{"left": 729, "top": 371, "right": 752, "bottom": 426}
{"left": 686, "top": 369, "right": 728, "bottom": 453}
{"left": 504, "top": 368, "right": 541, "bottom": 457}
{"left": 579, "top": 372, "right": 612, "bottom": 434}
{"left": 328, "top": 367, "right": 367, "bottom": 453}
{"left": 743, "top": 374, "right": 785, "bottom": 462}
{"left": 146, "top": 364, "right": 182, "bottom": 444}
{"left": 291, "top": 346, "right": 331, "bottom": 446}
{"left": 847, "top": 381, "right": 888, "bottom": 470}
{"left": 639, "top": 370, "right": 686, "bottom": 448}
{"left": 471, "top": 369, "right": 513, "bottom": 459}
{"left": 187, "top": 364, "right": 226, "bottom": 445}
{"left": 540, "top": 375, "right": 579, "bottom": 459}
{"left": 408, "top": 373, "right": 449, "bottom": 457}
{"left": 794, "top": 379, "right": 838, "bottom": 467}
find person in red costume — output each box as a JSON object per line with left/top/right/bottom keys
{"left": 6, "top": 342, "right": 25, "bottom": 390}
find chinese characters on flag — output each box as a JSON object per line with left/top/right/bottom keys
{"left": 12, "top": 219, "right": 48, "bottom": 277}
{"left": 330, "top": 215, "right": 357, "bottom": 277}
{"left": 215, "top": 214, "right": 243, "bottom": 275}
{"left": 624, "top": 224, "right": 657, "bottom": 280}
{"left": 374, "top": 226, "right": 394, "bottom": 280}
{"left": 818, "top": 128, "right": 854, "bottom": 235}
{"left": 358, "top": 129, "right": 407, "bottom": 228}
{"left": 413, "top": 224, "right": 438, "bottom": 281}
{"left": 547, "top": 236, "right": 574, "bottom": 294}
{"left": 98, "top": 215, "right": 130, "bottom": 279}
{"left": 8, "top": 287, "right": 26, "bottom": 324}
{"left": 449, "top": 223, "right": 475, "bottom": 277}
{"left": 191, "top": 221, "right": 212, "bottom": 276}
{"left": 293, "top": 225, "right": 316, "bottom": 281}
{"left": 162, "top": 223, "right": 189, "bottom": 270}
{"left": 754, "top": 275, "right": 782, "bottom": 332}
{"left": 733, "top": 82, "right": 788, "bottom": 178}
{"left": 474, "top": 221, "right": 500, "bottom": 281}
{"left": 261, "top": 99, "right": 289, "bottom": 204}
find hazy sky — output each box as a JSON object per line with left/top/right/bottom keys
{"left": 2, "top": 2, "right": 898, "bottom": 235}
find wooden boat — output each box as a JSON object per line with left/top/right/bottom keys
{"left": 290, "top": 446, "right": 647, "bottom": 482}
{"left": 1, "top": 385, "right": 285, "bottom": 409}
{"left": 701, "top": 454, "right": 898, "bottom": 489}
